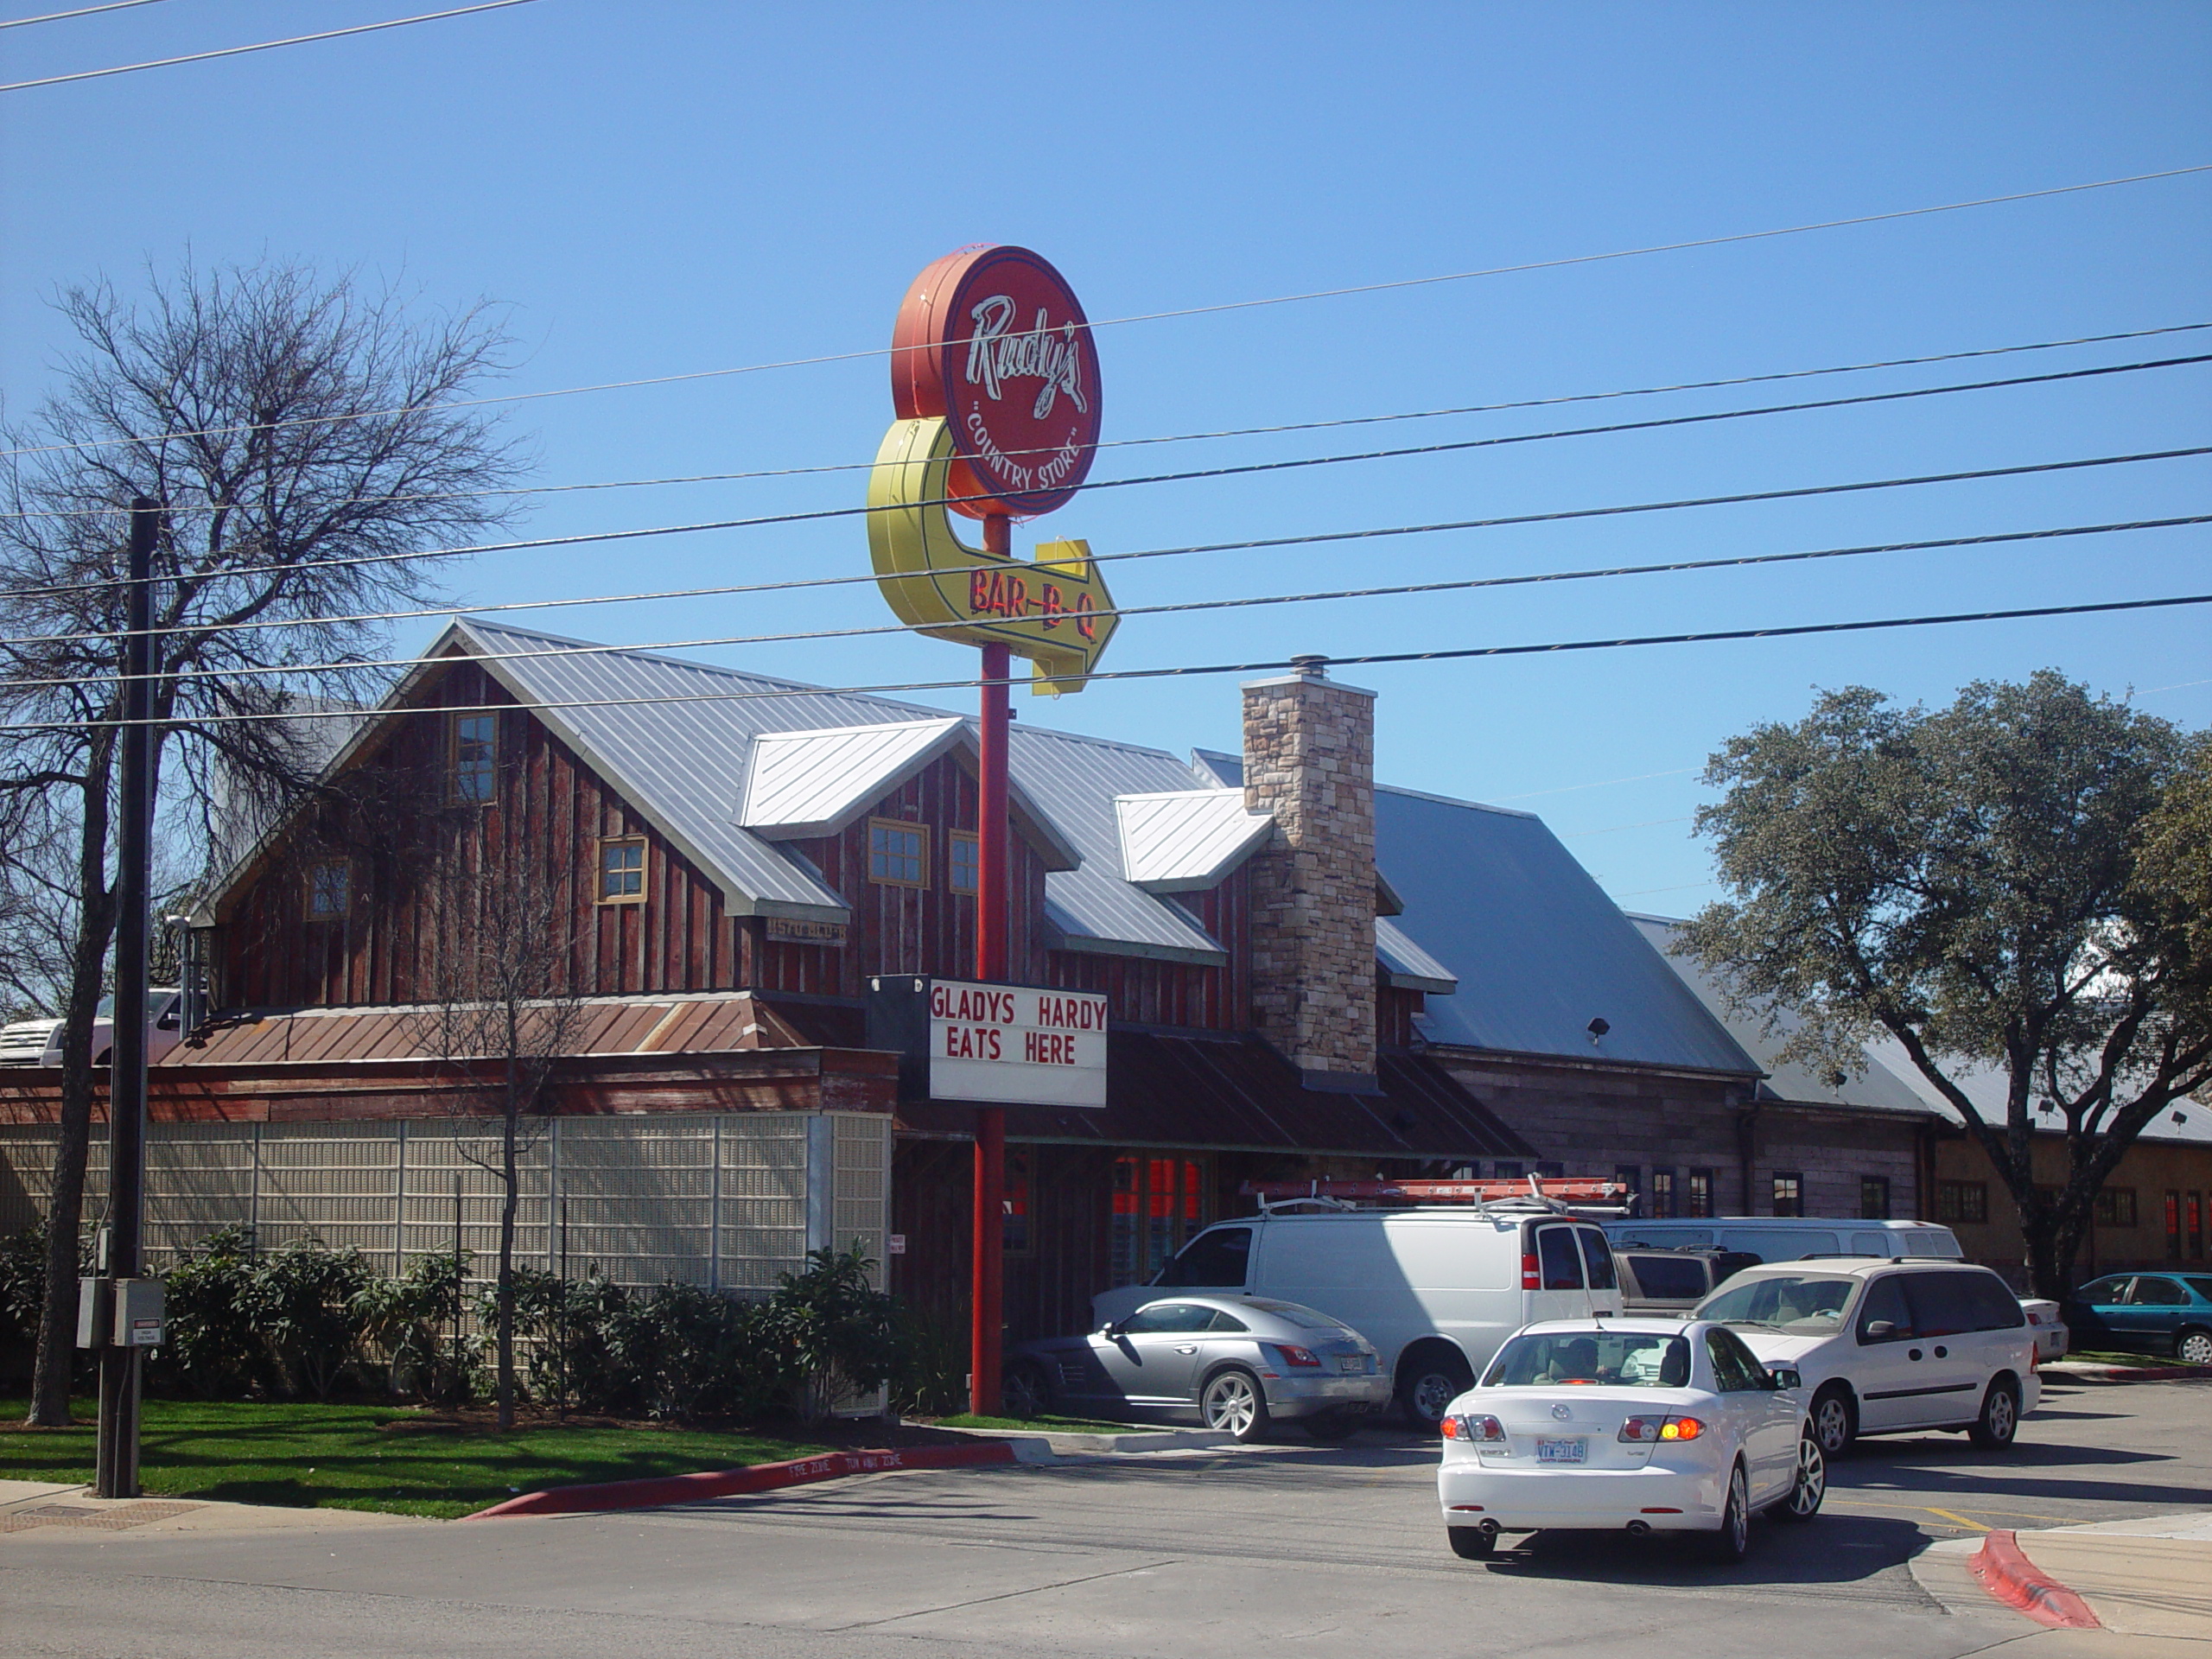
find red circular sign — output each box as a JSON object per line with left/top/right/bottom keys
{"left": 892, "top": 245, "right": 1103, "bottom": 520}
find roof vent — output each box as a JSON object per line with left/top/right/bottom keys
{"left": 1289, "top": 653, "right": 1329, "bottom": 679}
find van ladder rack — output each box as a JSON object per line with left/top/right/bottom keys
{"left": 1241, "top": 1175, "right": 1633, "bottom": 1216}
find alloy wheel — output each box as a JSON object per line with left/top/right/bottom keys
{"left": 1782, "top": 1436, "right": 1826, "bottom": 1520}
{"left": 1811, "top": 1391, "right": 1853, "bottom": 1457}
{"left": 1204, "top": 1371, "right": 1260, "bottom": 1438}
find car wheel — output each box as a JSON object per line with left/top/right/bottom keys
{"left": 1396, "top": 1350, "right": 1474, "bottom": 1433}
{"left": 2177, "top": 1327, "right": 2212, "bottom": 1368}
{"left": 1001, "top": 1362, "right": 1051, "bottom": 1421}
{"left": 1774, "top": 1435, "right": 1826, "bottom": 1522}
{"left": 1808, "top": 1384, "right": 1856, "bottom": 1459}
{"left": 1707, "top": 1460, "right": 1752, "bottom": 1564}
{"left": 1447, "top": 1525, "right": 1497, "bottom": 1560}
{"left": 1199, "top": 1367, "right": 1271, "bottom": 1442}
{"left": 1967, "top": 1378, "right": 2019, "bottom": 1450}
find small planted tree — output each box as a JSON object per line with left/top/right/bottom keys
{"left": 1683, "top": 674, "right": 2212, "bottom": 1297}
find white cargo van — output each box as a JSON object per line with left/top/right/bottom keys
{"left": 1603, "top": 1217, "right": 1964, "bottom": 1262}
{"left": 1089, "top": 1205, "right": 1624, "bottom": 1429}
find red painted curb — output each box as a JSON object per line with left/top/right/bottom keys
{"left": 1968, "top": 1530, "right": 2102, "bottom": 1630}
{"left": 462, "top": 1440, "right": 1020, "bottom": 1519}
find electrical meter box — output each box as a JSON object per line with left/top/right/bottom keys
{"left": 75, "top": 1277, "right": 112, "bottom": 1349}
{"left": 111, "top": 1278, "right": 165, "bottom": 1347}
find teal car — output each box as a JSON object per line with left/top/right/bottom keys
{"left": 2064, "top": 1274, "right": 2212, "bottom": 1367}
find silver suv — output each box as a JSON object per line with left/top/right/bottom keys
{"left": 1694, "top": 1258, "right": 2040, "bottom": 1459}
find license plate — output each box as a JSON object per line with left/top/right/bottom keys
{"left": 1535, "top": 1437, "right": 1587, "bottom": 1465}
{"left": 1338, "top": 1355, "right": 1366, "bottom": 1373}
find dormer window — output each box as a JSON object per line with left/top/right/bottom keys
{"left": 868, "top": 818, "right": 928, "bottom": 888}
{"left": 448, "top": 712, "right": 497, "bottom": 804}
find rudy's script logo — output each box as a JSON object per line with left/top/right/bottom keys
{"left": 964, "top": 296, "right": 1089, "bottom": 419}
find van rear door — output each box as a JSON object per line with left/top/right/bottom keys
{"left": 1575, "top": 1227, "right": 1624, "bottom": 1317}
{"left": 1526, "top": 1222, "right": 1589, "bottom": 1324}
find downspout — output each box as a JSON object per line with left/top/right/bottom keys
{"left": 1734, "top": 1093, "right": 1760, "bottom": 1214}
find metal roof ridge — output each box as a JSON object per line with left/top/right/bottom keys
{"left": 1376, "top": 780, "right": 1542, "bottom": 820}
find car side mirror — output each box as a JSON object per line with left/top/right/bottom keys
{"left": 1099, "top": 1319, "right": 1122, "bottom": 1338}
{"left": 1862, "top": 1319, "right": 1895, "bottom": 1339}
{"left": 1767, "top": 1366, "right": 1802, "bottom": 1390}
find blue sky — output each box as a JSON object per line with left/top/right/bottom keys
{"left": 4, "top": 2, "right": 2207, "bottom": 909}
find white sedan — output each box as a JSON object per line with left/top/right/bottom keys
{"left": 1435, "top": 1319, "right": 1824, "bottom": 1564}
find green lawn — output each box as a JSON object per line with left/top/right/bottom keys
{"left": 0, "top": 1400, "right": 833, "bottom": 1519}
{"left": 933, "top": 1411, "right": 1152, "bottom": 1433}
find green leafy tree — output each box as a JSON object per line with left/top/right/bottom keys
{"left": 1681, "top": 673, "right": 2212, "bottom": 1298}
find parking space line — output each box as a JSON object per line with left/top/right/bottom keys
{"left": 1827, "top": 1497, "right": 2079, "bottom": 1529}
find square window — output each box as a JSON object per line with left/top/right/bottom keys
{"left": 2093, "top": 1187, "right": 2138, "bottom": 1228}
{"left": 1937, "top": 1180, "right": 1988, "bottom": 1226}
{"left": 868, "top": 818, "right": 929, "bottom": 888}
{"left": 1859, "top": 1176, "right": 1891, "bottom": 1220}
{"left": 950, "top": 831, "right": 979, "bottom": 895}
{"left": 307, "top": 860, "right": 350, "bottom": 920}
{"left": 1771, "top": 1173, "right": 1804, "bottom": 1217}
{"left": 448, "top": 713, "right": 497, "bottom": 804}
{"left": 599, "top": 837, "right": 645, "bottom": 902}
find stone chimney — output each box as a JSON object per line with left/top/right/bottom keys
{"left": 1243, "top": 656, "right": 1377, "bottom": 1091}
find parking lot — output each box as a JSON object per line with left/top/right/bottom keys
{"left": 5, "top": 1376, "right": 2206, "bottom": 1659}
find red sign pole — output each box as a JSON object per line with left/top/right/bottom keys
{"left": 970, "top": 512, "right": 1014, "bottom": 1416}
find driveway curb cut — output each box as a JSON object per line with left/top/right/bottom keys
{"left": 1968, "top": 1529, "right": 2102, "bottom": 1629}
{"left": 462, "top": 1440, "right": 1021, "bottom": 1520}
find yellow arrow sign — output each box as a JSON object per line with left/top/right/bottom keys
{"left": 867, "top": 416, "right": 1117, "bottom": 696}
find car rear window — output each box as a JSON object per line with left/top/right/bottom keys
{"left": 1699, "top": 1274, "right": 1857, "bottom": 1333}
{"left": 1535, "top": 1226, "right": 1585, "bottom": 1291}
{"left": 1625, "top": 1255, "right": 1711, "bottom": 1300}
{"left": 1242, "top": 1300, "right": 1348, "bottom": 1330}
{"left": 2181, "top": 1277, "right": 2212, "bottom": 1300}
{"left": 1482, "top": 1332, "right": 1691, "bottom": 1389}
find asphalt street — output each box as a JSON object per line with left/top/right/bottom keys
{"left": 5, "top": 1376, "right": 2207, "bottom": 1659}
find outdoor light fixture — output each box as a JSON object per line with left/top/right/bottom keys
{"left": 1586, "top": 1017, "right": 1610, "bottom": 1045}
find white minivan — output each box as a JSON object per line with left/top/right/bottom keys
{"left": 1090, "top": 1205, "right": 1625, "bottom": 1429}
{"left": 1605, "top": 1217, "right": 1964, "bottom": 1263}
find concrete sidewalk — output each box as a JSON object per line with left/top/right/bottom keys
{"left": 1915, "top": 1510, "right": 2212, "bottom": 1654}
{"left": 0, "top": 1477, "right": 433, "bottom": 1537}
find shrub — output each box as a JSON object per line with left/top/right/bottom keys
{"left": 609, "top": 1282, "right": 790, "bottom": 1422}
{"left": 251, "top": 1239, "right": 374, "bottom": 1400}
{"left": 497, "top": 1265, "right": 632, "bottom": 1412}
{"left": 764, "top": 1244, "right": 906, "bottom": 1420}
{"left": 154, "top": 1225, "right": 274, "bottom": 1399}
{"left": 354, "top": 1250, "right": 480, "bottom": 1404}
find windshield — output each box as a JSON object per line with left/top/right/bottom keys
{"left": 1481, "top": 1332, "right": 1691, "bottom": 1389}
{"left": 1699, "top": 1274, "right": 1858, "bottom": 1333}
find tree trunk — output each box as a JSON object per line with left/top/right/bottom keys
{"left": 24, "top": 736, "right": 116, "bottom": 1427}
{"left": 497, "top": 1068, "right": 518, "bottom": 1432}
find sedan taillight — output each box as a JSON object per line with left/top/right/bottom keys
{"left": 1622, "top": 1414, "right": 1705, "bottom": 1442}
{"left": 1442, "top": 1413, "right": 1506, "bottom": 1442}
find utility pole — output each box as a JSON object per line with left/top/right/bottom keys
{"left": 95, "top": 497, "right": 158, "bottom": 1499}
{"left": 969, "top": 514, "right": 1013, "bottom": 1418}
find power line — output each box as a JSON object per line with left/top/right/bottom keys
{"left": 0, "top": 0, "right": 166, "bottom": 29}
{"left": 0, "top": 0, "right": 535, "bottom": 92}
{"left": 8, "top": 354, "right": 2203, "bottom": 608}
{"left": 7, "top": 590, "right": 2207, "bottom": 734}
{"left": 15, "top": 320, "right": 2207, "bottom": 524}
{"left": 17, "top": 513, "right": 2207, "bottom": 693}
{"left": 5, "top": 164, "right": 2207, "bottom": 461}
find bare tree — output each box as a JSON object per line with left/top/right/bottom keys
{"left": 0, "top": 258, "right": 526, "bottom": 1424}
{"left": 406, "top": 844, "right": 587, "bottom": 1431}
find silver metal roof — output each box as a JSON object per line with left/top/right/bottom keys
{"left": 1376, "top": 917, "right": 1458, "bottom": 994}
{"left": 740, "top": 718, "right": 965, "bottom": 840}
{"left": 1376, "top": 785, "right": 1760, "bottom": 1076}
{"left": 444, "top": 620, "right": 1223, "bottom": 956}
{"left": 1626, "top": 913, "right": 1932, "bottom": 1113}
{"left": 1113, "top": 789, "right": 1275, "bottom": 893}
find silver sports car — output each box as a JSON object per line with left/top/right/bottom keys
{"left": 1003, "top": 1294, "right": 1392, "bottom": 1441}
